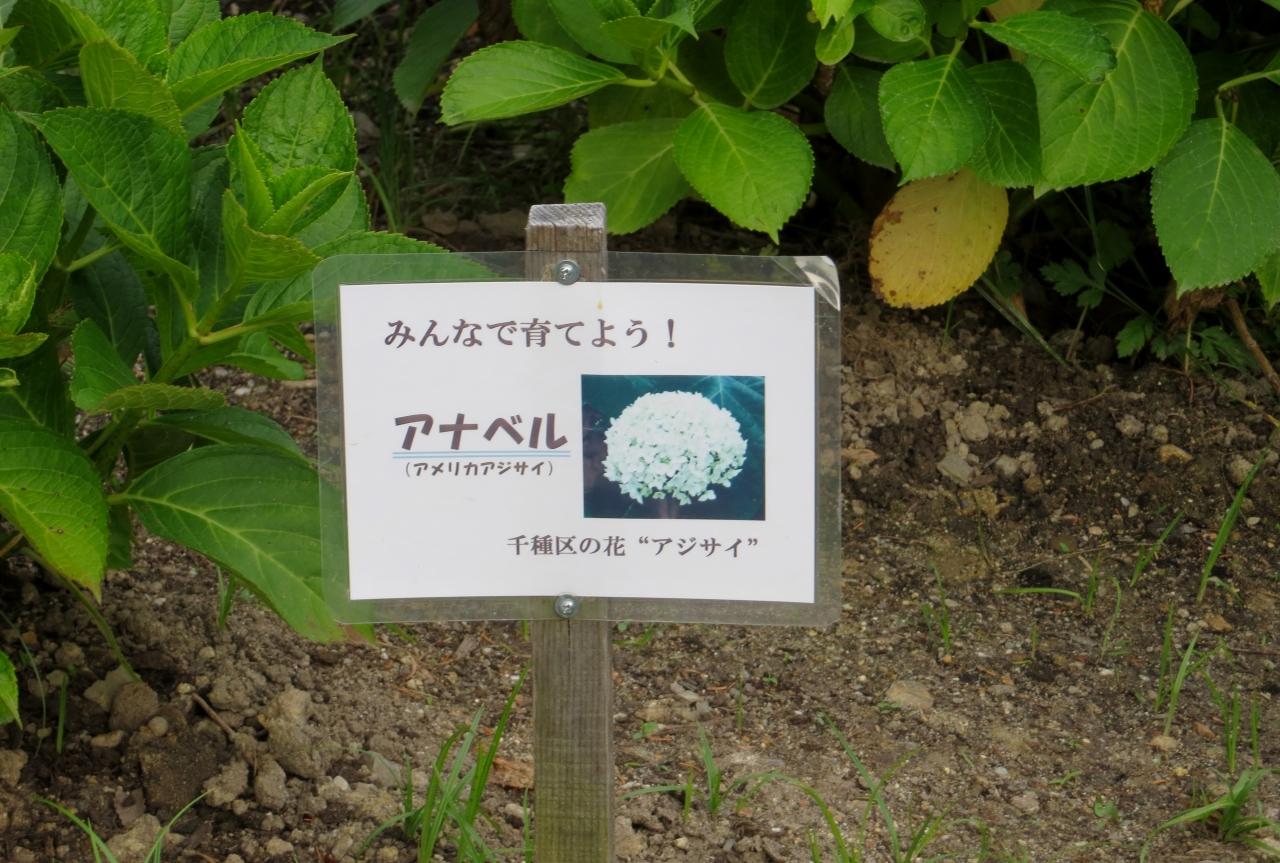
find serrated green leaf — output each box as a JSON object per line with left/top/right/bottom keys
{"left": 106, "top": 503, "right": 131, "bottom": 569}
{"left": 725, "top": 0, "right": 818, "bottom": 109}
{"left": 394, "top": 0, "right": 477, "bottom": 113}
{"left": 166, "top": 13, "right": 347, "bottom": 113}
{"left": 0, "top": 252, "right": 36, "bottom": 335}
{"left": 441, "top": 41, "right": 626, "bottom": 123}
{"left": 0, "top": 418, "right": 107, "bottom": 592}
{"left": 79, "top": 40, "right": 183, "bottom": 134}
{"left": 0, "top": 651, "right": 17, "bottom": 724}
{"left": 221, "top": 191, "right": 320, "bottom": 287}
{"left": 1115, "top": 315, "right": 1154, "bottom": 358}
{"left": 48, "top": 0, "right": 167, "bottom": 73}
{"left": 1040, "top": 259, "right": 1092, "bottom": 297}
{"left": 974, "top": 10, "right": 1115, "bottom": 82}
{"left": 879, "top": 54, "right": 990, "bottom": 181}
{"left": 825, "top": 65, "right": 894, "bottom": 169}
{"left": 587, "top": 83, "right": 692, "bottom": 125}
{"left": 156, "top": 0, "right": 218, "bottom": 48}
{"left": 293, "top": 176, "right": 370, "bottom": 248}
{"left": 0, "top": 67, "right": 67, "bottom": 112}
{"left": 1030, "top": 0, "right": 1194, "bottom": 190}
{"left": 0, "top": 107, "right": 62, "bottom": 285}
{"left": 69, "top": 244, "right": 151, "bottom": 365}
{"left": 599, "top": 15, "right": 681, "bottom": 71}
{"left": 513, "top": 0, "right": 582, "bottom": 52}
{"left": 866, "top": 0, "right": 927, "bottom": 42}
{"left": 547, "top": 0, "right": 640, "bottom": 63}
{"left": 242, "top": 62, "right": 355, "bottom": 176}
{"left": 118, "top": 444, "right": 346, "bottom": 641}
{"left": 33, "top": 107, "right": 193, "bottom": 281}
{"left": 966, "top": 59, "right": 1040, "bottom": 187}
{"left": 1152, "top": 117, "right": 1280, "bottom": 291}
{"left": 7, "top": 0, "right": 79, "bottom": 68}
{"left": 70, "top": 318, "right": 135, "bottom": 409}
{"left": 262, "top": 169, "right": 351, "bottom": 237}
{"left": 815, "top": 15, "right": 855, "bottom": 65}
{"left": 0, "top": 340, "right": 72, "bottom": 433}
{"left": 1257, "top": 250, "right": 1280, "bottom": 311}
{"left": 94, "top": 382, "right": 223, "bottom": 414}
{"left": 678, "top": 31, "right": 743, "bottom": 104}
{"left": 147, "top": 406, "right": 304, "bottom": 459}
{"left": 227, "top": 126, "right": 274, "bottom": 228}
{"left": 673, "top": 103, "right": 813, "bottom": 241}
{"left": 565, "top": 118, "right": 690, "bottom": 233}
{"left": 331, "top": 0, "right": 393, "bottom": 31}
{"left": 0, "top": 333, "right": 45, "bottom": 360}
{"left": 225, "top": 332, "right": 303, "bottom": 381}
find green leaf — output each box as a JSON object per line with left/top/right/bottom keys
{"left": 331, "top": 0, "right": 394, "bottom": 31}
{"left": 1115, "top": 315, "right": 1154, "bottom": 358}
{"left": 1257, "top": 250, "right": 1280, "bottom": 312}
{"left": 879, "top": 54, "right": 990, "bottom": 181}
{"left": 0, "top": 333, "right": 46, "bottom": 360}
{"left": 815, "top": 15, "right": 855, "bottom": 65}
{"left": 0, "top": 650, "right": 17, "bottom": 725}
{"left": 673, "top": 102, "right": 813, "bottom": 241}
{"left": 1030, "top": 0, "right": 1195, "bottom": 190}
{"left": 293, "top": 176, "right": 370, "bottom": 248}
{"left": 546, "top": 0, "right": 640, "bottom": 63}
{"left": 0, "top": 26, "right": 20, "bottom": 52}
{"left": 225, "top": 332, "right": 304, "bottom": 380}
{"left": 0, "top": 368, "right": 16, "bottom": 387}
{"left": 33, "top": 107, "right": 193, "bottom": 276}
{"left": 242, "top": 62, "right": 356, "bottom": 176}
{"left": 587, "top": 83, "right": 692, "bottom": 125}
{"left": 866, "top": 0, "right": 927, "bottom": 42}
{"left": 565, "top": 118, "right": 690, "bottom": 233}
{"left": 0, "top": 252, "right": 36, "bottom": 335}
{"left": 262, "top": 169, "right": 351, "bottom": 237}
{"left": 824, "top": 65, "right": 894, "bottom": 170}
{"left": 0, "top": 340, "right": 73, "bottom": 433}
{"left": 973, "top": 10, "right": 1116, "bottom": 83}
{"left": 0, "top": 67, "right": 68, "bottom": 112}
{"left": 678, "top": 31, "right": 743, "bottom": 104}
{"left": 166, "top": 13, "right": 347, "bottom": 113}
{"left": 966, "top": 60, "right": 1041, "bottom": 187}
{"left": 79, "top": 39, "right": 183, "bottom": 134}
{"left": 221, "top": 191, "right": 320, "bottom": 286}
{"left": 147, "top": 406, "right": 303, "bottom": 459}
{"left": 852, "top": 23, "right": 929, "bottom": 62}
{"left": 155, "top": 0, "right": 219, "bottom": 48}
{"left": 599, "top": 16, "right": 682, "bottom": 71}
{"left": 48, "top": 0, "right": 168, "bottom": 73}
{"left": 0, "top": 107, "right": 62, "bottom": 284}
{"left": 441, "top": 41, "right": 627, "bottom": 123}
{"left": 226, "top": 126, "right": 275, "bottom": 227}
{"left": 394, "top": 0, "right": 478, "bottom": 113}
{"left": 0, "top": 418, "right": 107, "bottom": 592}
{"left": 725, "top": 0, "right": 817, "bottom": 109}
{"left": 7, "top": 0, "right": 79, "bottom": 68}
{"left": 70, "top": 318, "right": 135, "bottom": 410}
{"left": 1151, "top": 117, "right": 1280, "bottom": 291}
{"left": 106, "top": 503, "right": 131, "bottom": 569}
{"left": 94, "top": 382, "right": 223, "bottom": 414}
{"left": 812, "top": 0, "right": 855, "bottom": 26}
{"left": 513, "top": 0, "right": 582, "bottom": 52}
{"left": 119, "top": 444, "right": 345, "bottom": 641}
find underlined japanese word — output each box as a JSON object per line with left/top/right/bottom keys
{"left": 506, "top": 535, "right": 760, "bottom": 558}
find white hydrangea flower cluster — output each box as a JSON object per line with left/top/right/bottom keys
{"left": 603, "top": 390, "right": 748, "bottom": 505}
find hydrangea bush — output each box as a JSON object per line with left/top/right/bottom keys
{"left": 603, "top": 391, "right": 747, "bottom": 505}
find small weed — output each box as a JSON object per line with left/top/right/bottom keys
{"left": 1140, "top": 769, "right": 1279, "bottom": 861}
{"left": 920, "top": 565, "right": 954, "bottom": 658}
{"left": 1098, "top": 576, "right": 1124, "bottom": 659}
{"left": 1161, "top": 632, "right": 1219, "bottom": 735}
{"left": 1130, "top": 509, "right": 1184, "bottom": 589}
{"left": 623, "top": 725, "right": 779, "bottom": 818}
{"left": 42, "top": 792, "right": 204, "bottom": 862}
{"left": 1203, "top": 672, "right": 1244, "bottom": 773}
{"left": 1092, "top": 797, "right": 1120, "bottom": 823}
{"left": 359, "top": 670, "right": 525, "bottom": 861}
{"left": 1198, "top": 449, "right": 1269, "bottom": 602}
{"left": 1049, "top": 770, "right": 1082, "bottom": 787}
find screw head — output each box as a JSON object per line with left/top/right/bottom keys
{"left": 553, "top": 593, "right": 579, "bottom": 618}
{"left": 555, "top": 260, "right": 580, "bottom": 284}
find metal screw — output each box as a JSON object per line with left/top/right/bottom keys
{"left": 555, "top": 259, "right": 580, "bottom": 285}
{"left": 553, "top": 593, "right": 579, "bottom": 618}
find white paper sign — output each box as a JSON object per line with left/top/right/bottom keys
{"left": 337, "top": 280, "right": 816, "bottom": 604}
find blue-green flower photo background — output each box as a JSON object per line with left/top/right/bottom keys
{"left": 582, "top": 375, "right": 765, "bottom": 520}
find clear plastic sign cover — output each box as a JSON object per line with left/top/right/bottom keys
{"left": 314, "top": 253, "right": 841, "bottom": 625}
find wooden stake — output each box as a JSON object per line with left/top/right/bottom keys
{"left": 526, "top": 203, "right": 614, "bottom": 863}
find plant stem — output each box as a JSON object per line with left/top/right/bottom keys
{"left": 62, "top": 242, "right": 120, "bottom": 274}
{"left": 1218, "top": 69, "right": 1280, "bottom": 92}
{"left": 618, "top": 76, "right": 658, "bottom": 88}
{"left": 57, "top": 206, "right": 96, "bottom": 266}
{"left": 1224, "top": 295, "right": 1280, "bottom": 397}
{"left": 0, "top": 531, "right": 23, "bottom": 559}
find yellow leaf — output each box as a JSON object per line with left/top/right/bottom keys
{"left": 869, "top": 169, "right": 1008, "bottom": 309}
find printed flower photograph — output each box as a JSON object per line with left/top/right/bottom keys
{"left": 582, "top": 375, "right": 765, "bottom": 520}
